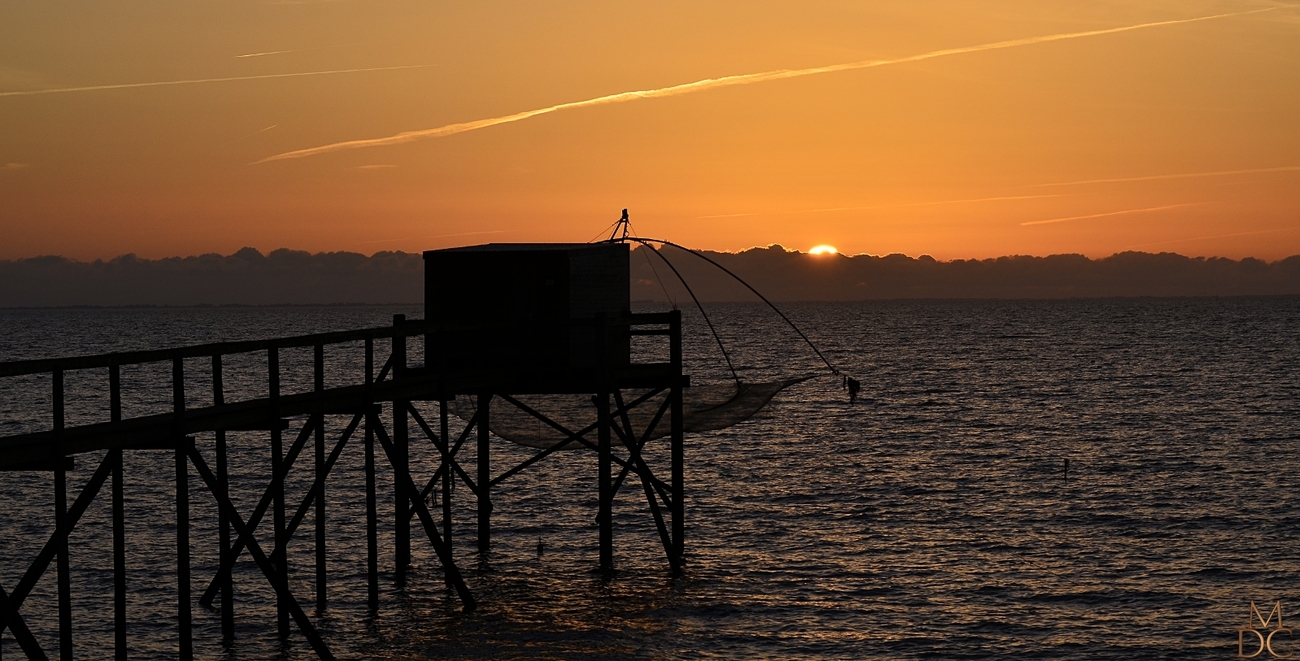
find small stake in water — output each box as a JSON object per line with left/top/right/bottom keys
{"left": 1063, "top": 458, "right": 1069, "bottom": 480}
{"left": 537, "top": 537, "right": 545, "bottom": 557}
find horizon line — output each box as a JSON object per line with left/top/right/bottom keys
{"left": 5, "top": 245, "right": 1296, "bottom": 264}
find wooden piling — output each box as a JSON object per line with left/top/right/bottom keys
{"left": 269, "top": 347, "right": 289, "bottom": 638}
{"left": 670, "top": 310, "right": 685, "bottom": 571}
{"left": 314, "top": 344, "right": 327, "bottom": 613}
{"left": 212, "top": 354, "right": 234, "bottom": 640}
{"left": 110, "top": 364, "right": 126, "bottom": 660}
{"left": 440, "top": 400, "right": 453, "bottom": 554}
{"left": 393, "top": 316, "right": 410, "bottom": 581}
{"left": 364, "top": 341, "right": 379, "bottom": 611}
{"left": 597, "top": 392, "right": 613, "bottom": 571}
{"left": 477, "top": 393, "right": 491, "bottom": 554}
{"left": 54, "top": 455, "right": 71, "bottom": 661}
{"left": 176, "top": 438, "right": 192, "bottom": 661}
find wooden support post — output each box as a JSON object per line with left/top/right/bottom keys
{"left": 393, "top": 400, "right": 409, "bottom": 582}
{"left": 597, "top": 392, "right": 613, "bottom": 571}
{"left": 670, "top": 309, "right": 685, "bottom": 572}
{"left": 173, "top": 357, "right": 194, "bottom": 659}
{"left": 314, "top": 344, "right": 326, "bottom": 614}
{"left": 476, "top": 393, "right": 491, "bottom": 554}
{"left": 51, "top": 368, "right": 72, "bottom": 661}
{"left": 212, "top": 354, "right": 234, "bottom": 640}
{"left": 54, "top": 462, "right": 71, "bottom": 661}
{"left": 52, "top": 369, "right": 63, "bottom": 433}
{"left": 173, "top": 356, "right": 185, "bottom": 430}
{"left": 392, "top": 315, "right": 409, "bottom": 582}
{"left": 440, "top": 399, "right": 452, "bottom": 555}
{"left": 269, "top": 347, "right": 289, "bottom": 638}
{"left": 365, "top": 343, "right": 379, "bottom": 611}
{"left": 176, "top": 437, "right": 193, "bottom": 661}
{"left": 110, "top": 364, "right": 126, "bottom": 659}
{"left": 364, "top": 412, "right": 379, "bottom": 611}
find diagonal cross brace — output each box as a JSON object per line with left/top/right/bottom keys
{"left": 493, "top": 392, "right": 671, "bottom": 497}
{"left": 409, "top": 404, "right": 479, "bottom": 498}
{"left": 611, "top": 393, "right": 672, "bottom": 504}
{"left": 1, "top": 450, "right": 113, "bottom": 649}
{"left": 611, "top": 391, "right": 679, "bottom": 572}
{"left": 186, "top": 446, "right": 336, "bottom": 661}
{"left": 607, "top": 398, "right": 674, "bottom": 510}
{"left": 488, "top": 389, "right": 666, "bottom": 489}
{"left": 282, "top": 414, "right": 360, "bottom": 547}
{"left": 0, "top": 584, "right": 47, "bottom": 661}
{"left": 200, "top": 416, "right": 318, "bottom": 607}
{"left": 368, "top": 412, "right": 476, "bottom": 611}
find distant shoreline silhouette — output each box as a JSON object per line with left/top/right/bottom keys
{"left": 1, "top": 245, "right": 1297, "bottom": 307}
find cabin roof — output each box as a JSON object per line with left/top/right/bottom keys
{"left": 424, "top": 243, "right": 620, "bottom": 256}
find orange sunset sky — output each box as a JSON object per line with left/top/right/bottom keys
{"left": 1, "top": 1, "right": 1298, "bottom": 262}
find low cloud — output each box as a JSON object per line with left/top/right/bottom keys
{"left": 3, "top": 245, "right": 1296, "bottom": 307}
{"left": 0, "top": 248, "right": 422, "bottom": 307}
{"left": 630, "top": 244, "right": 1300, "bottom": 301}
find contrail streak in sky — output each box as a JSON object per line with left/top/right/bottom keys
{"left": 0, "top": 64, "right": 434, "bottom": 98}
{"left": 258, "top": 6, "right": 1282, "bottom": 164}
{"left": 1021, "top": 203, "right": 1199, "bottom": 226}
{"left": 240, "top": 124, "right": 279, "bottom": 140}
{"left": 1030, "top": 165, "right": 1300, "bottom": 187}
{"left": 696, "top": 194, "right": 1064, "bottom": 219}
{"left": 236, "top": 50, "right": 296, "bottom": 58}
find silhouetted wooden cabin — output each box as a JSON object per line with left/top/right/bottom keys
{"left": 423, "top": 243, "right": 630, "bottom": 373}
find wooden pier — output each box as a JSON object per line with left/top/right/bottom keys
{"left": 0, "top": 305, "right": 689, "bottom": 659}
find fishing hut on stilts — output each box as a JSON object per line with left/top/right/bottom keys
{"left": 0, "top": 216, "right": 844, "bottom": 660}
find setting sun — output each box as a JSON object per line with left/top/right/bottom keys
{"left": 809, "top": 245, "right": 838, "bottom": 255}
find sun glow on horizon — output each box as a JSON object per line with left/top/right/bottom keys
{"left": 809, "top": 245, "right": 838, "bottom": 255}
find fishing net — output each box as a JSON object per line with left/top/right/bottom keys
{"left": 451, "top": 377, "right": 813, "bottom": 449}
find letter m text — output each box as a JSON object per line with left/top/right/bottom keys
{"left": 1250, "top": 602, "right": 1285, "bottom": 629}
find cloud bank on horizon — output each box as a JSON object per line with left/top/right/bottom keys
{"left": 2, "top": 246, "right": 1297, "bottom": 307}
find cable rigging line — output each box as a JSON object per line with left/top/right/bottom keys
{"left": 613, "top": 236, "right": 842, "bottom": 378}
{"left": 595, "top": 212, "right": 736, "bottom": 381}
{"left": 643, "top": 244, "right": 741, "bottom": 385}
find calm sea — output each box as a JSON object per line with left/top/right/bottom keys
{"left": 1, "top": 299, "right": 1298, "bottom": 660}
